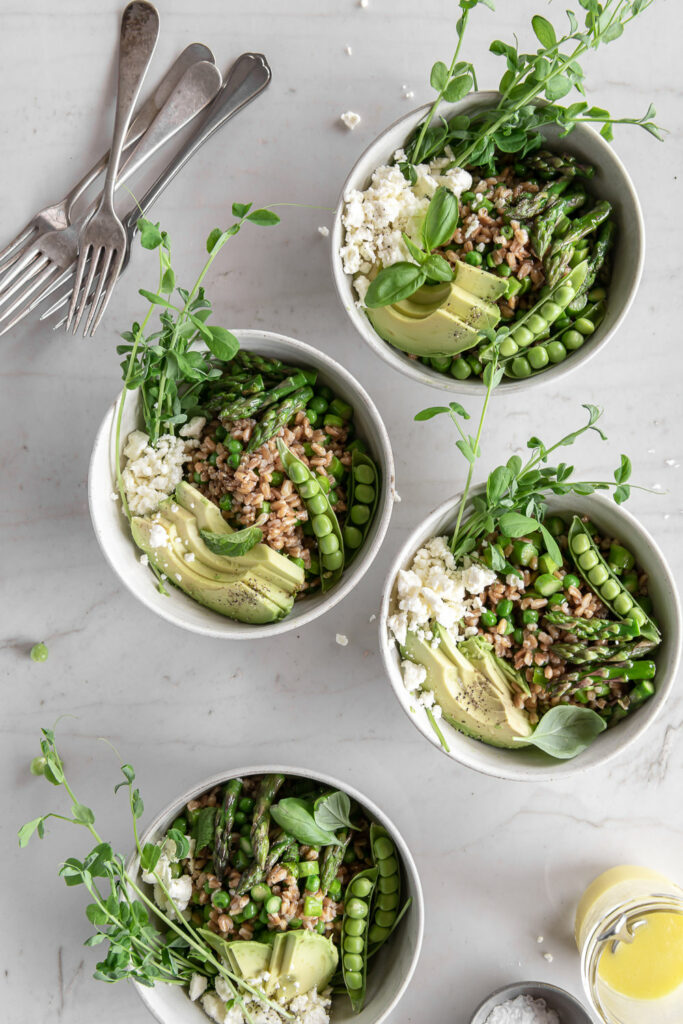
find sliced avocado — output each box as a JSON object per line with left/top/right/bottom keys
{"left": 275, "top": 931, "right": 338, "bottom": 1001}
{"left": 131, "top": 516, "right": 287, "bottom": 625}
{"left": 264, "top": 932, "right": 287, "bottom": 996}
{"left": 159, "top": 499, "right": 301, "bottom": 608}
{"left": 453, "top": 260, "right": 508, "bottom": 302}
{"left": 175, "top": 480, "right": 233, "bottom": 534}
{"left": 367, "top": 302, "right": 480, "bottom": 357}
{"left": 395, "top": 282, "right": 500, "bottom": 331}
{"left": 223, "top": 940, "right": 271, "bottom": 981}
{"left": 403, "top": 628, "right": 532, "bottom": 748}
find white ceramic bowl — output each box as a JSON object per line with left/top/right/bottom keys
{"left": 331, "top": 91, "right": 644, "bottom": 396}
{"left": 379, "top": 491, "right": 681, "bottom": 781}
{"left": 89, "top": 330, "right": 395, "bottom": 639}
{"left": 130, "top": 766, "right": 424, "bottom": 1024}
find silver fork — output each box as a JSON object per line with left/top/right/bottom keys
{"left": 40, "top": 53, "right": 272, "bottom": 334}
{"left": 0, "top": 59, "right": 223, "bottom": 335}
{"left": 0, "top": 41, "right": 212, "bottom": 284}
{"left": 66, "top": 0, "right": 160, "bottom": 336}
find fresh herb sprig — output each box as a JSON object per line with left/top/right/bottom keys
{"left": 408, "top": 1, "right": 663, "bottom": 171}
{"left": 19, "top": 728, "right": 292, "bottom": 1023}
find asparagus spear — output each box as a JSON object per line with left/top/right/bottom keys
{"left": 220, "top": 374, "right": 308, "bottom": 421}
{"left": 505, "top": 177, "right": 571, "bottom": 220}
{"left": 555, "top": 659, "right": 656, "bottom": 689}
{"left": 548, "top": 201, "right": 612, "bottom": 258}
{"left": 544, "top": 611, "right": 639, "bottom": 640}
{"left": 531, "top": 190, "right": 586, "bottom": 257}
{"left": 525, "top": 150, "right": 596, "bottom": 180}
{"left": 213, "top": 777, "right": 243, "bottom": 883}
{"left": 550, "top": 637, "right": 658, "bottom": 665}
{"left": 246, "top": 387, "right": 314, "bottom": 452}
{"left": 545, "top": 246, "right": 574, "bottom": 287}
{"left": 250, "top": 773, "right": 285, "bottom": 871}
{"left": 567, "top": 220, "right": 616, "bottom": 311}
{"left": 320, "top": 829, "right": 351, "bottom": 896}
{"left": 234, "top": 835, "right": 296, "bottom": 895}
{"left": 235, "top": 351, "right": 317, "bottom": 386}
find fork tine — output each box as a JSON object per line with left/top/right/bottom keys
{"left": 0, "top": 260, "right": 54, "bottom": 321}
{"left": 38, "top": 270, "right": 75, "bottom": 321}
{"left": 0, "top": 245, "right": 46, "bottom": 300}
{"left": 83, "top": 247, "right": 114, "bottom": 337}
{"left": 0, "top": 224, "right": 36, "bottom": 271}
{"left": 0, "top": 265, "right": 62, "bottom": 336}
{"left": 0, "top": 228, "right": 39, "bottom": 278}
{"left": 67, "top": 245, "right": 99, "bottom": 334}
{"left": 86, "top": 248, "right": 122, "bottom": 337}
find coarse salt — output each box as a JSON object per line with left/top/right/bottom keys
{"left": 484, "top": 993, "right": 561, "bottom": 1024}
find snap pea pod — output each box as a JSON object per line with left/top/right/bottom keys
{"left": 341, "top": 866, "right": 378, "bottom": 1013}
{"left": 525, "top": 150, "right": 596, "bottom": 180}
{"left": 320, "top": 829, "right": 350, "bottom": 896}
{"left": 213, "top": 777, "right": 243, "bottom": 883}
{"left": 246, "top": 386, "right": 314, "bottom": 452}
{"left": 276, "top": 439, "right": 345, "bottom": 591}
{"left": 500, "top": 300, "right": 605, "bottom": 377}
{"left": 344, "top": 451, "right": 380, "bottom": 562}
{"left": 219, "top": 374, "right": 308, "bottom": 421}
{"left": 567, "top": 517, "right": 661, "bottom": 643}
{"left": 505, "top": 177, "right": 571, "bottom": 220}
{"left": 543, "top": 611, "right": 639, "bottom": 640}
{"left": 366, "top": 824, "right": 402, "bottom": 954}
{"left": 550, "top": 637, "right": 659, "bottom": 665}
{"left": 250, "top": 773, "right": 285, "bottom": 871}
{"left": 548, "top": 201, "right": 612, "bottom": 259}
{"left": 531, "top": 190, "right": 586, "bottom": 258}
{"left": 568, "top": 220, "right": 616, "bottom": 310}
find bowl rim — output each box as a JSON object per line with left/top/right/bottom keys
{"left": 330, "top": 90, "right": 645, "bottom": 397}
{"left": 378, "top": 488, "right": 681, "bottom": 782}
{"left": 129, "top": 764, "right": 425, "bottom": 1024}
{"left": 468, "top": 979, "right": 594, "bottom": 1024}
{"left": 88, "top": 328, "right": 396, "bottom": 639}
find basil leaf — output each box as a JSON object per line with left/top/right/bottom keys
{"left": 270, "top": 798, "right": 340, "bottom": 846}
{"left": 402, "top": 233, "right": 427, "bottom": 264}
{"left": 421, "top": 186, "right": 459, "bottom": 251}
{"left": 200, "top": 527, "right": 263, "bottom": 557}
{"left": 192, "top": 807, "right": 216, "bottom": 852}
{"left": 313, "top": 791, "right": 354, "bottom": 831}
{"left": 364, "top": 262, "right": 427, "bottom": 308}
{"left": 513, "top": 706, "right": 606, "bottom": 759}
{"left": 498, "top": 512, "right": 540, "bottom": 537}
{"left": 206, "top": 325, "right": 240, "bottom": 362}
{"left": 422, "top": 253, "right": 454, "bottom": 283}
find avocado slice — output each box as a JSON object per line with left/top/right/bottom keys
{"left": 264, "top": 932, "right": 287, "bottom": 997}
{"left": 273, "top": 931, "right": 338, "bottom": 1001}
{"left": 224, "top": 940, "right": 271, "bottom": 981}
{"left": 367, "top": 302, "right": 480, "bottom": 357}
{"left": 403, "top": 628, "right": 532, "bottom": 747}
{"left": 131, "top": 515, "right": 288, "bottom": 624}
{"left": 158, "top": 500, "right": 299, "bottom": 612}
{"left": 453, "top": 260, "right": 508, "bottom": 302}
{"left": 395, "top": 282, "right": 501, "bottom": 331}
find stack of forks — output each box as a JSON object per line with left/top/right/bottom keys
{"left": 0, "top": 1, "right": 271, "bottom": 338}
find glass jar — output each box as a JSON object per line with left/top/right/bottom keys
{"left": 575, "top": 866, "right": 683, "bottom": 1024}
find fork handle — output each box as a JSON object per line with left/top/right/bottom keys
{"left": 123, "top": 52, "right": 272, "bottom": 230}
{"left": 100, "top": 1, "right": 160, "bottom": 212}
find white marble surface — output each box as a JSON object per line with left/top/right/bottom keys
{"left": 1, "top": 1, "right": 682, "bottom": 1022}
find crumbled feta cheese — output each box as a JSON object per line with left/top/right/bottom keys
{"left": 341, "top": 153, "right": 471, "bottom": 294}
{"left": 461, "top": 562, "right": 498, "bottom": 595}
{"left": 340, "top": 110, "right": 361, "bottom": 130}
{"left": 345, "top": 45, "right": 353, "bottom": 55}
{"left": 189, "top": 974, "right": 208, "bottom": 1001}
{"left": 141, "top": 838, "right": 193, "bottom": 919}
{"left": 184, "top": 552, "right": 196, "bottom": 563}
{"left": 665, "top": 458, "right": 676, "bottom": 466}
{"left": 537, "top": 935, "right": 544, "bottom": 943}
{"left": 401, "top": 660, "right": 427, "bottom": 692}
{"left": 122, "top": 429, "right": 197, "bottom": 515}
{"left": 148, "top": 523, "right": 169, "bottom": 549}
{"left": 543, "top": 952, "right": 554, "bottom": 963}
{"left": 202, "top": 991, "right": 227, "bottom": 1023}
{"left": 393, "top": 490, "right": 402, "bottom": 502}
{"left": 179, "top": 416, "right": 206, "bottom": 438}
{"left": 336, "top": 633, "right": 349, "bottom": 646}
{"left": 359, "top": 0, "right": 368, "bottom": 7}
{"left": 139, "top": 553, "right": 149, "bottom": 567}
{"left": 318, "top": 225, "right": 330, "bottom": 237}
{"left": 110, "top": 491, "right": 119, "bottom": 501}
{"left": 369, "top": 613, "right": 377, "bottom": 622}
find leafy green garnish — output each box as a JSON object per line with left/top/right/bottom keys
{"left": 200, "top": 526, "right": 263, "bottom": 557}
{"left": 192, "top": 806, "right": 216, "bottom": 852}
{"left": 513, "top": 705, "right": 607, "bottom": 759}
{"left": 270, "top": 797, "right": 341, "bottom": 846}
{"left": 313, "top": 791, "right": 355, "bottom": 832}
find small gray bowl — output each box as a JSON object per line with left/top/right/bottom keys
{"left": 470, "top": 981, "right": 593, "bottom": 1024}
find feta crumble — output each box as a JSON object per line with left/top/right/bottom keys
{"left": 189, "top": 973, "right": 208, "bottom": 1001}
{"left": 122, "top": 429, "right": 197, "bottom": 515}
{"left": 318, "top": 225, "right": 330, "bottom": 237}
{"left": 340, "top": 150, "right": 471, "bottom": 299}
{"left": 336, "top": 633, "right": 349, "bottom": 646}
{"left": 141, "top": 835, "right": 193, "bottom": 919}
{"left": 340, "top": 110, "right": 361, "bottom": 130}
{"left": 345, "top": 45, "right": 353, "bottom": 55}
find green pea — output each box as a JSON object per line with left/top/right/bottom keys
{"left": 375, "top": 909, "right": 395, "bottom": 928}
{"left": 323, "top": 549, "right": 343, "bottom": 570}
{"left": 317, "top": 385, "right": 333, "bottom": 402}
{"left": 464, "top": 250, "right": 483, "bottom": 266}
{"left": 369, "top": 924, "right": 391, "bottom": 943}
{"left": 578, "top": 550, "right": 599, "bottom": 571}
{"left": 575, "top": 317, "right": 595, "bottom": 336}
{"left": 305, "top": 408, "right": 319, "bottom": 427}
{"left": 526, "top": 313, "right": 547, "bottom": 335}
{"left": 496, "top": 598, "right": 513, "bottom": 618}
{"left": 548, "top": 592, "right": 566, "bottom": 607}
{"left": 345, "top": 918, "right": 366, "bottom": 936}
{"left": 511, "top": 326, "right": 534, "bottom": 348}
{"left": 226, "top": 438, "right": 243, "bottom": 454}
{"left": 588, "top": 564, "right": 609, "bottom": 586}
{"left": 355, "top": 483, "right": 375, "bottom": 504}
{"left": 270, "top": 470, "right": 284, "bottom": 486}
{"left": 288, "top": 462, "right": 308, "bottom": 485}
{"left": 600, "top": 578, "right": 621, "bottom": 601}
{"left": 378, "top": 875, "right": 398, "bottom": 894}
{"left": 378, "top": 856, "right": 398, "bottom": 877}
{"left": 351, "top": 505, "right": 370, "bottom": 525}
{"left": 309, "top": 395, "right": 329, "bottom": 414}
{"left": 171, "top": 816, "right": 187, "bottom": 833}
{"left": 214, "top": 425, "right": 227, "bottom": 441}
{"left": 324, "top": 414, "right": 344, "bottom": 428}
{"left": 377, "top": 891, "right": 399, "bottom": 911}
{"left": 553, "top": 286, "right": 574, "bottom": 307}
{"left": 346, "top": 898, "right": 368, "bottom": 919}
{"left": 588, "top": 287, "right": 607, "bottom": 302}
{"left": 240, "top": 836, "right": 253, "bottom": 855}
{"left": 330, "top": 398, "right": 353, "bottom": 420}
{"left": 522, "top": 609, "right": 539, "bottom": 624}
{"left": 528, "top": 345, "right": 549, "bottom": 370}
{"left": 496, "top": 263, "right": 512, "bottom": 277}
{"left": 288, "top": 918, "right": 303, "bottom": 930}
{"left": 193, "top": 471, "right": 202, "bottom": 484}
{"left": 480, "top": 609, "right": 497, "bottom": 628}
{"left": 219, "top": 494, "right": 233, "bottom": 512}
{"left": 499, "top": 338, "right": 519, "bottom": 358}
{"left": 450, "top": 357, "right": 472, "bottom": 379}
{"left": 571, "top": 532, "right": 590, "bottom": 555}
{"left": 547, "top": 341, "right": 567, "bottom": 363}
{"left": 344, "top": 935, "right": 364, "bottom": 954}
{"left": 613, "top": 592, "right": 633, "bottom": 616}
{"left": 513, "top": 627, "right": 524, "bottom": 644}
{"left": 351, "top": 876, "right": 373, "bottom": 898}
{"left": 251, "top": 883, "right": 270, "bottom": 902}
{"left": 562, "top": 574, "right": 580, "bottom": 590}
{"left": 539, "top": 300, "right": 562, "bottom": 322}
{"left": 261, "top": 501, "right": 271, "bottom": 515}
{"left": 212, "top": 890, "right": 230, "bottom": 908}
{"left": 312, "top": 515, "right": 332, "bottom": 538}
{"left": 316, "top": 473, "right": 331, "bottom": 494}
{"left": 344, "top": 525, "right": 363, "bottom": 549}
{"left": 354, "top": 464, "right": 375, "bottom": 485}
{"left": 319, "top": 532, "right": 340, "bottom": 555}
{"left": 234, "top": 810, "right": 247, "bottom": 825}
{"left": 242, "top": 901, "right": 258, "bottom": 920}
{"left": 430, "top": 355, "right": 451, "bottom": 372}
{"left": 308, "top": 493, "right": 327, "bottom": 515}
{"left": 511, "top": 356, "right": 531, "bottom": 378}
{"left": 299, "top": 478, "right": 320, "bottom": 500}
{"left": 562, "top": 329, "right": 584, "bottom": 351}
{"left": 344, "top": 953, "right": 363, "bottom": 972}
{"left": 345, "top": 971, "right": 362, "bottom": 990}
{"left": 609, "top": 543, "right": 635, "bottom": 571}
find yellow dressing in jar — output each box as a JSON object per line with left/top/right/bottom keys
{"left": 598, "top": 911, "right": 683, "bottom": 1000}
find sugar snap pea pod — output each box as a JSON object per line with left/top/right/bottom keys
{"left": 502, "top": 261, "right": 589, "bottom": 357}
{"left": 526, "top": 150, "right": 596, "bottom": 180}
{"left": 213, "top": 777, "right": 243, "bottom": 882}
{"left": 366, "top": 824, "right": 402, "bottom": 954}
{"left": 531, "top": 190, "right": 586, "bottom": 258}
{"left": 246, "top": 386, "right": 314, "bottom": 452}
{"left": 567, "top": 517, "right": 661, "bottom": 643}
{"left": 220, "top": 373, "right": 308, "bottom": 421}
{"left": 250, "top": 773, "right": 285, "bottom": 871}
{"left": 341, "top": 866, "right": 378, "bottom": 1012}
{"left": 276, "top": 439, "right": 345, "bottom": 591}
{"left": 320, "top": 829, "right": 350, "bottom": 896}
{"left": 501, "top": 299, "right": 605, "bottom": 377}
{"left": 344, "top": 451, "right": 380, "bottom": 563}
{"left": 549, "top": 202, "right": 612, "bottom": 258}
{"left": 543, "top": 611, "right": 639, "bottom": 641}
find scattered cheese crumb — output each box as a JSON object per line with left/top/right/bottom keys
{"left": 403, "top": 88, "right": 415, "bottom": 99}
{"left": 110, "top": 491, "right": 119, "bottom": 501}
{"left": 189, "top": 974, "right": 208, "bottom": 1001}
{"left": 148, "top": 523, "right": 169, "bottom": 549}
{"left": 665, "top": 458, "right": 676, "bottom": 466}
{"left": 543, "top": 952, "right": 554, "bottom": 963}
{"left": 336, "top": 633, "right": 349, "bottom": 646}
{"left": 184, "top": 552, "right": 196, "bottom": 563}
{"left": 340, "top": 110, "right": 361, "bottom": 130}
{"left": 393, "top": 490, "right": 402, "bottom": 503}
{"left": 122, "top": 429, "right": 197, "bottom": 515}
{"left": 318, "top": 225, "right": 330, "bottom": 237}
{"left": 359, "top": 0, "right": 368, "bottom": 7}
{"left": 179, "top": 416, "right": 206, "bottom": 438}
{"left": 537, "top": 935, "right": 544, "bottom": 943}
{"left": 345, "top": 45, "right": 353, "bottom": 55}
{"left": 139, "top": 553, "right": 149, "bottom": 567}
{"left": 369, "top": 613, "right": 377, "bottom": 622}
